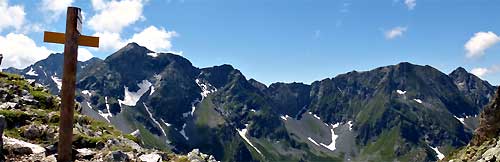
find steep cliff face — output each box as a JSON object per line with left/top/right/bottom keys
{"left": 473, "top": 88, "right": 500, "bottom": 146}
{"left": 445, "top": 87, "right": 500, "bottom": 161}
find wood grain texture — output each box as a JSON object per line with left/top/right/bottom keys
{"left": 44, "top": 31, "right": 99, "bottom": 47}
{"left": 57, "top": 6, "right": 80, "bottom": 162}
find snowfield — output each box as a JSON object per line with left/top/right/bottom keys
{"left": 195, "top": 79, "right": 217, "bottom": 98}
{"left": 319, "top": 123, "right": 340, "bottom": 151}
{"left": 396, "top": 89, "right": 406, "bottom": 95}
{"left": 51, "top": 75, "right": 62, "bottom": 91}
{"left": 180, "top": 123, "right": 189, "bottom": 140}
{"left": 143, "top": 103, "right": 166, "bottom": 136}
{"left": 118, "top": 80, "right": 152, "bottom": 107}
{"left": 81, "top": 90, "right": 92, "bottom": 97}
{"left": 190, "top": 79, "right": 217, "bottom": 115}
{"left": 26, "top": 67, "right": 38, "bottom": 76}
{"left": 307, "top": 137, "right": 320, "bottom": 146}
{"left": 431, "top": 146, "right": 445, "bottom": 160}
{"left": 280, "top": 115, "right": 290, "bottom": 121}
{"left": 147, "top": 52, "right": 159, "bottom": 58}
{"left": 237, "top": 124, "right": 263, "bottom": 156}
{"left": 413, "top": 98, "right": 423, "bottom": 104}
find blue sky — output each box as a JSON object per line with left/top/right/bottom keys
{"left": 1, "top": 0, "right": 500, "bottom": 85}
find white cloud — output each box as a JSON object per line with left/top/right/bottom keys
{"left": 88, "top": 0, "right": 146, "bottom": 33}
{"left": 93, "top": 31, "right": 126, "bottom": 51}
{"left": 41, "top": 0, "right": 74, "bottom": 20}
{"left": 88, "top": 0, "right": 179, "bottom": 54}
{"left": 471, "top": 68, "right": 489, "bottom": 78}
{"left": 471, "top": 66, "right": 500, "bottom": 78}
{"left": 385, "top": 26, "right": 407, "bottom": 39}
{"left": 78, "top": 48, "right": 94, "bottom": 61}
{"left": 94, "top": 26, "right": 178, "bottom": 53}
{"left": 0, "top": 33, "right": 53, "bottom": 69}
{"left": 404, "top": 0, "right": 416, "bottom": 10}
{"left": 0, "top": 0, "right": 26, "bottom": 32}
{"left": 127, "top": 26, "right": 178, "bottom": 52}
{"left": 465, "top": 32, "right": 500, "bottom": 58}
{"left": 91, "top": 0, "right": 107, "bottom": 10}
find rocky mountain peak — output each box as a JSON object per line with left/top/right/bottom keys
{"left": 45, "top": 53, "right": 64, "bottom": 61}
{"left": 451, "top": 67, "right": 468, "bottom": 76}
{"left": 199, "top": 64, "right": 243, "bottom": 89}
{"left": 106, "top": 42, "right": 153, "bottom": 60}
{"left": 123, "top": 42, "right": 151, "bottom": 52}
{"left": 248, "top": 78, "right": 267, "bottom": 91}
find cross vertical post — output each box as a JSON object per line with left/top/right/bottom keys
{"left": 43, "top": 6, "right": 99, "bottom": 162}
{"left": 57, "top": 7, "right": 80, "bottom": 162}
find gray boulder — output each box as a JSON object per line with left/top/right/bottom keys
{"left": 22, "top": 124, "right": 47, "bottom": 140}
{"left": 106, "top": 151, "right": 130, "bottom": 162}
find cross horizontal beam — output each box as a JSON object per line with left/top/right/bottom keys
{"left": 43, "top": 31, "right": 99, "bottom": 48}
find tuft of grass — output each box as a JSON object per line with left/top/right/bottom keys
{"left": 0, "top": 110, "right": 31, "bottom": 128}
{"left": 123, "top": 134, "right": 140, "bottom": 143}
{"left": 31, "top": 90, "right": 58, "bottom": 110}
{"left": 4, "top": 128, "right": 23, "bottom": 139}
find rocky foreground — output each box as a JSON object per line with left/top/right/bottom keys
{"left": 444, "top": 87, "right": 500, "bottom": 162}
{"left": 0, "top": 72, "right": 218, "bottom": 162}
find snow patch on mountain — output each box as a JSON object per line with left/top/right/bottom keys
{"left": 237, "top": 124, "right": 263, "bottom": 156}
{"left": 190, "top": 79, "right": 217, "bottom": 115}
{"left": 396, "top": 89, "right": 406, "bottom": 95}
{"left": 105, "top": 97, "right": 112, "bottom": 116}
{"left": 308, "top": 112, "right": 321, "bottom": 120}
{"left": 149, "top": 86, "right": 155, "bottom": 96}
{"left": 130, "top": 129, "right": 140, "bottom": 136}
{"left": 143, "top": 103, "right": 166, "bottom": 136}
{"left": 180, "top": 123, "right": 189, "bottom": 140}
{"left": 118, "top": 80, "right": 152, "bottom": 107}
{"left": 431, "top": 146, "right": 445, "bottom": 160}
{"left": 454, "top": 116, "right": 465, "bottom": 125}
{"left": 147, "top": 52, "right": 159, "bottom": 58}
{"left": 92, "top": 100, "right": 111, "bottom": 123}
{"left": 319, "top": 123, "right": 340, "bottom": 151}
{"left": 82, "top": 90, "right": 92, "bottom": 97}
{"left": 190, "top": 99, "right": 200, "bottom": 116}
{"left": 160, "top": 119, "right": 171, "bottom": 127}
{"left": 26, "top": 67, "right": 38, "bottom": 76}
{"left": 413, "top": 98, "right": 423, "bottom": 104}
{"left": 51, "top": 75, "right": 62, "bottom": 91}
{"left": 196, "top": 79, "right": 217, "bottom": 98}
{"left": 307, "top": 137, "right": 320, "bottom": 146}
{"left": 280, "top": 115, "right": 290, "bottom": 121}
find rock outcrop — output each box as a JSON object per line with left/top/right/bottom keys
{"left": 472, "top": 87, "right": 500, "bottom": 146}
{"left": 445, "top": 87, "right": 500, "bottom": 161}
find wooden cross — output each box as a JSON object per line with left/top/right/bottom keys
{"left": 43, "top": 7, "right": 99, "bottom": 161}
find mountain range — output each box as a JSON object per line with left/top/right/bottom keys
{"left": 4, "top": 42, "right": 497, "bottom": 162}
